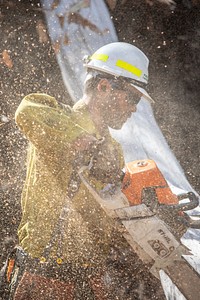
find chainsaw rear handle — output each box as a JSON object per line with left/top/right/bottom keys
{"left": 159, "top": 192, "right": 200, "bottom": 229}
{"left": 162, "top": 192, "right": 199, "bottom": 212}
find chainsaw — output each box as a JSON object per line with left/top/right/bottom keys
{"left": 78, "top": 159, "right": 200, "bottom": 300}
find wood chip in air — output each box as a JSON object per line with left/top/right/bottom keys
{"left": 36, "top": 20, "right": 48, "bottom": 43}
{"left": 2, "top": 50, "right": 13, "bottom": 69}
{"left": 106, "top": 0, "right": 118, "bottom": 10}
{"left": 51, "top": 0, "right": 60, "bottom": 10}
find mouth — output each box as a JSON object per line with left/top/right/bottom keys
{"left": 122, "top": 112, "right": 132, "bottom": 123}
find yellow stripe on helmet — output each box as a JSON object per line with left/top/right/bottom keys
{"left": 91, "top": 53, "right": 109, "bottom": 62}
{"left": 116, "top": 60, "right": 142, "bottom": 78}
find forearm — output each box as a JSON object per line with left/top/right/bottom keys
{"left": 15, "top": 93, "right": 84, "bottom": 153}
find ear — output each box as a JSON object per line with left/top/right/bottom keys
{"left": 97, "top": 78, "right": 111, "bottom": 93}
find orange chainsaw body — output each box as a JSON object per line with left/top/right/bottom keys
{"left": 122, "top": 159, "right": 178, "bottom": 206}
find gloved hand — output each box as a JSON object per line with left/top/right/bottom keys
{"left": 89, "top": 137, "right": 123, "bottom": 185}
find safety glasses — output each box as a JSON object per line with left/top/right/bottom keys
{"left": 109, "top": 78, "right": 142, "bottom": 105}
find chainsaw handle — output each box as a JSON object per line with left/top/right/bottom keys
{"left": 157, "top": 192, "right": 200, "bottom": 230}
{"left": 177, "top": 192, "right": 199, "bottom": 211}
{"left": 163, "top": 192, "right": 199, "bottom": 212}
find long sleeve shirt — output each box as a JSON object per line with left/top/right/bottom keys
{"left": 15, "top": 93, "right": 124, "bottom": 266}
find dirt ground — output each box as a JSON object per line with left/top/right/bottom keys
{"left": 0, "top": 0, "right": 200, "bottom": 299}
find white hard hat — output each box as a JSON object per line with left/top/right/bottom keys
{"left": 84, "top": 42, "right": 154, "bottom": 103}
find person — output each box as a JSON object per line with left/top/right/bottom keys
{"left": 2, "top": 42, "right": 155, "bottom": 299}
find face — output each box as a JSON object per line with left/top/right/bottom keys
{"left": 99, "top": 80, "right": 141, "bottom": 129}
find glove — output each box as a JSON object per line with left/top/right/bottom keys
{"left": 89, "top": 138, "right": 123, "bottom": 185}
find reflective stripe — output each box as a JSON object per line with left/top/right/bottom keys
{"left": 90, "top": 54, "right": 142, "bottom": 78}
{"left": 116, "top": 59, "right": 142, "bottom": 77}
{"left": 91, "top": 53, "right": 109, "bottom": 62}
